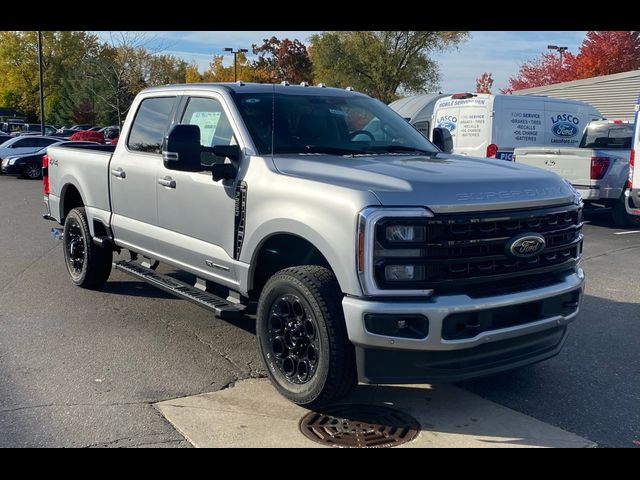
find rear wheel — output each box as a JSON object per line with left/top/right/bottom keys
{"left": 612, "top": 192, "right": 640, "bottom": 228}
{"left": 256, "top": 266, "right": 356, "bottom": 408}
{"left": 63, "top": 207, "right": 112, "bottom": 288}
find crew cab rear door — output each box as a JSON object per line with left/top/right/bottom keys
{"left": 110, "top": 95, "right": 178, "bottom": 254}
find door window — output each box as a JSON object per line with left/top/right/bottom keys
{"left": 127, "top": 97, "right": 176, "bottom": 154}
{"left": 180, "top": 97, "right": 235, "bottom": 166}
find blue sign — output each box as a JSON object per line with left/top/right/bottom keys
{"left": 436, "top": 115, "right": 457, "bottom": 132}
{"left": 551, "top": 113, "right": 580, "bottom": 138}
{"left": 552, "top": 122, "right": 579, "bottom": 137}
{"left": 496, "top": 151, "right": 513, "bottom": 161}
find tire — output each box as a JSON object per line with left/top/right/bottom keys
{"left": 63, "top": 207, "right": 112, "bottom": 289}
{"left": 256, "top": 266, "right": 356, "bottom": 408}
{"left": 611, "top": 193, "right": 640, "bottom": 228}
{"left": 22, "top": 162, "right": 42, "bottom": 180}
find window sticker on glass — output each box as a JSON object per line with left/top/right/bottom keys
{"left": 189, "top": 111, "right": 222, "bottom": 146}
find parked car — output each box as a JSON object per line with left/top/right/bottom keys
{"left": 0, "top": 132, "right": 12, "bottom": 145}
{"left": 44, "top": 83, "right": 585, "bottom": 408}
{"left": 1, "top": 140, "right": 98, "bottom": 179}
{"left": 69, "top": 124, "right": 94, "bottom": 131}
{"left": 424, "top": 93, "right": 602, "bottom": 160}
{"left": 515, "top": 119, "right": 637, "bottom": 227}
{"left": 0, "top": 136, "right": 62, "bottom": 161}
{"left": 98, "top": 125, "right": 120, "bottom": 140}
{"left": 55, "top": 128, "right": 78, "bottom": 138}
{"left": 18, "top": 124, "right": 59, "bottom": 136}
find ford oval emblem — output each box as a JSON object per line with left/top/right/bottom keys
{"left": 506, "top": 233, "right": 546, "bottom": 258}
{"left": 551, "top": 122, "right": 578, "bottom": 138}
{"left": 437, "top": 121, "right": 457, "bottom": 132}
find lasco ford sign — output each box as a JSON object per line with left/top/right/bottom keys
{"left": 436, "top": 115, "right": 457, "bottom": 132}
{"left": 551, "top": 114, "right": 580, "bottom": 140}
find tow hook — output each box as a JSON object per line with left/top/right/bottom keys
{"left": 51, "top": 227, "right": 64, "bottom": 241}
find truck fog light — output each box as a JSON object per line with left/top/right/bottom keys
{"left": 385, "top": 225, "right": 426, "bottom": 242}
{"left": 364, "top": 314, "right": 428, "bottom": 339}
{"left": 384, "top": 264, "right": 425, "bottom": 281}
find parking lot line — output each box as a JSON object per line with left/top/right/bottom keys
{"left": 613, "top": 231, "right": 640, "bottom": 235}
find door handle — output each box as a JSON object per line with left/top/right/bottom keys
{"left": 158, "top": 176, "right": 176, "bottom": 188}
{"left": 111, "top": 168, "right": 126, "bottom": 179}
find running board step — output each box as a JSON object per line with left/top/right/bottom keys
{"left": 113, "top": 260, "right": 245, "bottom": 320}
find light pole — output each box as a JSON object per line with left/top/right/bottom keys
{"left": 547, "top": 45, "right": 568, "bottom": 66}
{"left": 223, "top": 47, "right": 248, "bottom": 82}
{"left": 37, "top": 31, "right": 45, "bottom": 136}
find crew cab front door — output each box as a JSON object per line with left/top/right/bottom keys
{"left": 156, "top": 95, "right": 239, "bottom": 286}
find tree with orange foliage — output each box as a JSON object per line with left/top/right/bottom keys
{"left": 501, "top": 52, "right": 577, "bottom": 93}
{"left": 574, "top": 31, "right": 640, "bottom": 78}
{"left": 502, "top": 31, "right": 640, "bottom": 93}
{"left": 252, "top": 37, "right": 312, "bottom": 84}
{"left": 475, "top": 72, "right": 494, "bottom": 93}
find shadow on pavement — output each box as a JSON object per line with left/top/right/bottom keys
{"left": 458, "top": 293, "right": 640, "bottom": 448}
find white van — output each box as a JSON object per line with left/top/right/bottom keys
{"left": 388, "top": 93, "right": 449, "bottom": 137}
{"left": 431, "top": 93, "right": 602, "bottom": 160}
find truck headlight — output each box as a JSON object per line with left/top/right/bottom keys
{"left": 385, "top": 225, "right": 426, "bottom": 242}
{"left": 384, "top": 264, "right": 426, "bottom": 282}
{"left": 357, "top": 207, "right": 434, "bottom": 296}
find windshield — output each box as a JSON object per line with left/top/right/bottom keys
{"left": 580, "top": 123, "right": 634, "bottom": 149}
{"left": 232, "top": 91, "right": 439, "bottom": 156}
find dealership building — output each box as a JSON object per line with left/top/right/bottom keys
{"left": 514, "top": 69, "right": 640, "bottom": 122}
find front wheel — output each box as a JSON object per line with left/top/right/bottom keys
{"left": 256, "top": 266, "right": 356, "bottom": 408}
{"left": 63, "top": 207, "right": 112, "bottom": 288}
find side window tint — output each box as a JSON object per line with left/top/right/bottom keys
{"left": 35, "top": 138, "right": 56, "bottom": 147}
{"left": 181, "top": 97, "right": 235, "bottom": 166}
{"left": 13, "top": 139, "right": 30, "bottom": 147}
{"left": 127, "top": 97, "right": 175, "bottom": 154}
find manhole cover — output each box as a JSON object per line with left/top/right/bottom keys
{"left": 299, "top": 404, "right": 420, "bottom": 448}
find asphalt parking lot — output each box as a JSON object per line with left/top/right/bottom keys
{"left": 0, "top": 174, "right": 638, "bottom": 448}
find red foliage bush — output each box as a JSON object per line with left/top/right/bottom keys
{"left": 69, "top": 130, "right": 105, "bottom": 144}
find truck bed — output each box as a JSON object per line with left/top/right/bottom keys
{"left": 514, "top": 146, "right": 630, "bottom": 202}
{"left": 47, "top": 144, "right": 116, "bottom": 223}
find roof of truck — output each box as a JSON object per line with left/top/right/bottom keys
{"left": 142, "top": 82, "right": 369, "bottom": 98}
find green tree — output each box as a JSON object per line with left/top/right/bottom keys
{"left": 201, "top": 52, "right": 259, "bottom": 82}
{"left": 0, "top": 31, "right": 100, "bottom": 122}
{"left": 309, "top": 31, "right": 468, "bottom": 103}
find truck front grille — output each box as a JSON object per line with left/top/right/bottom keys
{"left": 375, "top": 204, "right": 583, "bottom": 291}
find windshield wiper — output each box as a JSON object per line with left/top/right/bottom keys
{"left": 366, "top": 145, "right": 436, "bottom": 155}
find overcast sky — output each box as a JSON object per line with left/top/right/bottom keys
{"left": 97, "top": 31, "right": 587, "bottom": 95}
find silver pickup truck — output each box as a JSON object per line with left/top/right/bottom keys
{"left": 43, "top": 83, "right": 585, "bottom": 407}
{"left": 514, "top": 120, "right": 638, "bottom": 227}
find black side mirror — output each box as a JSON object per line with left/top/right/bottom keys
{"left": 163, "top": 124, "right": 202, "bottom": 172}
{"left": 211, "top": 144, "right": 241, "bottom": 163}
{"left": 432, "top": 127, "right": 453, "bottom": 154}
{"left": 208, "top": 145, "right": 241, "bottom": 181}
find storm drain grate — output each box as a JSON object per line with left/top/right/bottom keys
{"left": 299, "top": 405, "right": 420, "bottom": 448}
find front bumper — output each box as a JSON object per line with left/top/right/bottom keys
{"left": 0, "top": 162, "right": 21, "bottom": 175}
{"left": 342, "top": 268, "right": 584, "bottom": 384}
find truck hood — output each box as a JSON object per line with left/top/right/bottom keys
{"left": 273, "top": 153, "right": 577, "bottom": 213}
